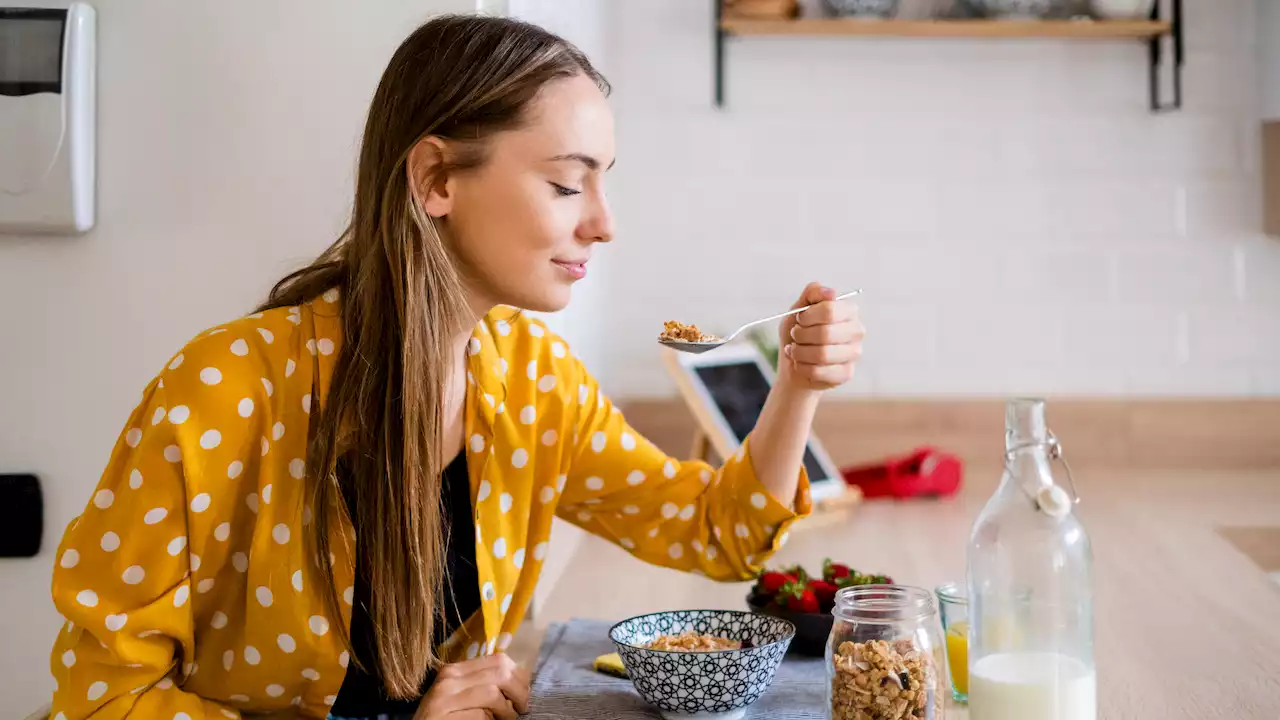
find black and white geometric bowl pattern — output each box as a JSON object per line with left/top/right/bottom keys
{"left": 609, "top": 610, "right": 795, "bottom": 720}
{"left": 822, "top": 0, "right": 900, "bottom": 18}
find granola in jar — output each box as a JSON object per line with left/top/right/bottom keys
{"left": 826, "top": 585, "right": 944, "bottom": 720}
{"left": 831, "top": 639, "right": 935, "bottom": 720}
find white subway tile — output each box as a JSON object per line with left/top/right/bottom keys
{"left": 1003, "top": 116, "right": 1147, "bottom": 175}
{"left": 1185, "top": 305, "right": 1280, "bottom": 364}
{"left": 868, "top": 243, "right": 1008, "bottom": 303}
{"left": 1239, "top": 119, "right": 1262, "bottom": 176}
{"left": 1181, "top": 51, "right": 1256, "bottom": 113}
{"left": 1183, "top": 0, "right": 1256, "bottom": 53}
{"left": 934, "top": 181, "right": 1061, "bottom": 239}
{"left": 935, "top": 303, "right": 1065, "bottom": 366}
{"left": 1031, "top": 53, "right": 1152, "bottom": 114}
{"left": 863, "top": 358, "right": 959, "bottom": 397}
{"left": 1061, "top": 304, "right": 1183, "bottom": 368}
{"left": 933, "top": 360, "right": 1077, "bottom": 397}
{"left": 1237, "top": 239, "right": 1280, "bottom": 303}
{"left": 857, "top": 303, "right": 937, "bottom": 365}
{"left": 1182, "top": 180, "right": 1264, "bottom": 238}
{"left": 1112, "top": 245, "right": 1238, "bottom": 303}
{"left": 1001, "top": 248, "right": 1116, "bottom": 305}
{"left": 1252, "top": 363, "right": 1280, "bottom": 396}
{"left": 805, "top": 181, "right": 939, "bottom": 237}
{"left": 1148, "top": 117, "right": 1244, "bottom": 176}
{"left": 1124, "top": 362, "right": 1256, "bottom": 396}
{"left": 1054, "top": 180, "right": 1179, "bottom": 238}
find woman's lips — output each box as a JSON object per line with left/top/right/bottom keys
{"left": 552, "top": 260, "right": 588, "bottom": 280}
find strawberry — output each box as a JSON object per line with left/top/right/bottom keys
{"left": 790, "top": 589, "right": 820, "bottom": 614}
{"left": 756, "top": 571, "right": 794, "bottom": 597}
{"left": 806, "top": 579, "right": 838, "bottom": 610}
{"left": 778, "top": 563, "right": 810, "bottom": 584}
{"left": 777, "top": 580, "right": 820, "bottom": 614}
{"left": 823, "top": 558, "right": 852, "bottom": 583}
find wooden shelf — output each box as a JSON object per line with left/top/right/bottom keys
{"left": 720, "top": 17, "right": 1173, "bottom": 39}
{"left": 711, "top": 0, "right": 1184, "bottom": 111}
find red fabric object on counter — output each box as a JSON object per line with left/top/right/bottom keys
{"left": 840, "top": 447, "right": 963, "bottom": 499}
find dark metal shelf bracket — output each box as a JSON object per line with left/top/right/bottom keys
{"left": 1149, "top": 0, "right": 1185, "bottom": 112}
{"left": 714, "top": 0, "right": 726, "bottom": 108}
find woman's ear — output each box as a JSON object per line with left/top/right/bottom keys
{"left": 407, "top": 136, "right": 454, "bottom": 218}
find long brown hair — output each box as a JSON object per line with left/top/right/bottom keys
{"left": 257, "top": 14, "right": 608, "bottom": 698}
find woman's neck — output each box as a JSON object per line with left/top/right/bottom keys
{"left": 441, "top": 298, "right": 491, "bottom": 450}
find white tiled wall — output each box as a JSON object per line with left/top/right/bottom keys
{"left": 594, "top": 0, "right": 1280, "bottom": 398}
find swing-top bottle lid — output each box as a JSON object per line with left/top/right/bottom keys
{"left": 1036, "top": 485, "right": 1072, "bottom": 518}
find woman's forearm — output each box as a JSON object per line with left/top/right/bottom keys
{"left": 744, "top": 375, "right": 822, "bottom": 507}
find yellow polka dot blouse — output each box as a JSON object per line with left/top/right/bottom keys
{"left": 48, "top": 293, "right": 813, "bottom": 719}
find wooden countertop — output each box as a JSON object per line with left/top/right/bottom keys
{"left": 513, "top": 466, "right": 1280, "bottom": 719}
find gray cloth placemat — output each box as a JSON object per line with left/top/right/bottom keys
{"left": 527, "top": 619, "right": 827, "bottom": 719}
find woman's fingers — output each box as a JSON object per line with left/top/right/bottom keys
{"left": 789, "top": 319, "right": 864, "bottom": 346}
{"left": 419, "top": 653, "right": 531, "bottom": 720}
{"left": 785, "top": 341, "right": 863, "bottom": 366}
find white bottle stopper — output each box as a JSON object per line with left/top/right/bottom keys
{"left": 1036, "top": 485, "right": 1072, "bottom": 518}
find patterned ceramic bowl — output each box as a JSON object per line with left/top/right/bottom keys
{"left": 822, "top": 0, "right": 900, "bottom": 17}
{"left": 968, "top": 0, "right": 1062, "bottom": 17}
{"left": 609, "top": 609, "right": 796, "bottom": 720}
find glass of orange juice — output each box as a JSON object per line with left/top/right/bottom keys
{"left": 935, "top": 582, "right": 968, "bottom": 704}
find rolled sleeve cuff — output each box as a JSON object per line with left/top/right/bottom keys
{"left": 716, "top": 437, "right": 813, "bottom": 577}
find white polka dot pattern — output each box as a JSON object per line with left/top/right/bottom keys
{"left": 45, "top": 302, "right": 811, "bottom": 719}
{"left": 167, "top": 536, "right": 186, "bottom": 556}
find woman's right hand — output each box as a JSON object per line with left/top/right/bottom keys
{"left": 414, "top": 652, "right": 532, "bottom": 720}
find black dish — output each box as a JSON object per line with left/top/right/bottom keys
{"left": 744, "top": 593, "right": 832, "bottom": 657}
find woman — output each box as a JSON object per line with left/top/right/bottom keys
{"left": 47, "top": 14, "right": 864, "bottom": 720}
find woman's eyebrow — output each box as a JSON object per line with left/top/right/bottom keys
{"left": 548, "top": 153, "right": 616, "bottom": 171}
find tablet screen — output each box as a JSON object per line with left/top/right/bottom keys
{"left": 693, "top": 361, "right": 829, "bottom": 481}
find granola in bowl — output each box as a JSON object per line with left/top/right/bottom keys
{"left": 645, "top": 631, "right": 744, "bottom": 652}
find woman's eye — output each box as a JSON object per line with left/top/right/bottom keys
{"left": 551, "top": 183, "right": 582, "bottom": 197}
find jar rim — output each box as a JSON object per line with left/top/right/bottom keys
{"left": 831, "top": 584, "right": 936, "bottom": 623}
{"left": 934, "top": 581, "right": 967, "bottom": 605}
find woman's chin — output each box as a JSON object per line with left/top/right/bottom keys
{"left": 502, "top": 285, "right": 572, "bottom": 314}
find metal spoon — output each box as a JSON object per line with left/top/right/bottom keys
{"left": 658, "top": 289, "right": 862, "bottom": 354}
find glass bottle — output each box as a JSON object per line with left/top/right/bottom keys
{"left": 965, "top": 398, "right": 1096, "bottom": 720}
{"left": 826, "top": 585, "right": 946, "bottom": 720}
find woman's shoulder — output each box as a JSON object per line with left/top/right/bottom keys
{"left": 481, "top": 308, "right": 583, "bottom": 385}
{"left": 152, "top": 303, "right": 321, "bottom": 422}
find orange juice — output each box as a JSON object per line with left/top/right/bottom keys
{"left": 945, "top": 621, "right": 969, "bottom": 694}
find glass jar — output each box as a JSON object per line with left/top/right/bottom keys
{"left": 825, "top": 585, "right": 946, "bottom": 720}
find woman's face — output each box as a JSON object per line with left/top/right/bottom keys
{"left": 425, "top": 73, "right": 616, "bottom": 315}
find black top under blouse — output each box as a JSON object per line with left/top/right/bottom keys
{"left": 329, "top": 451, "right": 480, "bottom": 717}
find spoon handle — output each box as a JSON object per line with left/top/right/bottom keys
{"left": 733, "top": 289, "right": 862, "bottom": 337}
